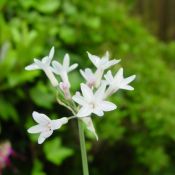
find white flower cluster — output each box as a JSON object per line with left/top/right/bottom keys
{"left": 26, "top": 47, "right": 136, "bottom": 143}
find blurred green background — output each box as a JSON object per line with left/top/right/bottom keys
{"left": 1, "top": 0, "right": 175, "bottom": 174}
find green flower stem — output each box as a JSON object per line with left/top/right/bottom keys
{"left": 78, "top": 119, "right": 89, "bottom": 175}
{"left": 56, "top": 94, "right": 89, "bottom": 175}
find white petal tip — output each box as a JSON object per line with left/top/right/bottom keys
{"left": 132, "top": 75, "right": 136, "bottom": 79}
{"left": 25, "top": 67, "right": 29, "bottom": 70}
{"left": 25, "top": 66, "right": 35, "bottom": 71}
{"left": 74, "top": 63, "right": 78, "bottom": 67}
{"left": 38, "top": 141, "right": 44, "bottom": 144}
{"left": 32, "top": 111, "right": 38, "bottom": 116}
{"left": 27, "top": 129, "right": 31, "bottom": 133}
{"left": 38, "top": 137, "right": 45, "bottom": 144}
{"left": 27, "top": 126, "right": 40, "bottom": 134}
{"left": 86, "top": 51, "right": 92, "bottom": 56}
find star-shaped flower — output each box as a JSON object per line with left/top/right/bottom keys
{"left": 104, "top": 68, "right": 136, "bottom": 97}
{"left": 80, "top": 68, "right": 97, "bottom": 88}
{"left": 87, "top": 51, "right": 120, "bottom": 70}
{"left": 52, "top": 53, "right": 78, "bottom": 87}
{"left": 25, "top": 47, "right": 54, "bottom": 71}
{"left": 72, "top": 83, "right": 117, "bottom": 117}
{"left": 25, "top": 47, "right": 58, "bottom": 87}
{"left": 27, "top": 111, "right": 68, "bottom": 144}
{"left": 87, "top": 51, "right": 120, "bottom": 87}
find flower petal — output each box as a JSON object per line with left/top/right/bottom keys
{"left": 77, "top": 106, "right": 92, "bottom": 117}
{"left": 101, "top": 101, "right": 117, "bottom": 111}
{"left": 48, "top": 46, "right": 54, "bottom": 62}
{"left": 80, "top": 83, "right": 93, "bottom": 100}
{"left": 72, "top": 92, "right": 87, "bottom": 106}
{"left": 120, "top": 85, "right": 134, "bottom": 91}
{"left": 38, "top": 135, "right": 46, "bottom": 144}
{"left": 27, "top": 124, "right": 43, "bottom": 133}
{"left": 51, "top": 117, "right": 68, "bottom": 130}
{"left": 80, "top": 69, "right": 86, "bottom": 80}
{"left": 103, "top": 59, "right": 120, "bottom": 69}
{"left": 34, "top": 59, "right": 46, "bottom": 69}
{"left": 87, "top": 52, "right": 100, "bottom": 67}
{"left": 114, "top": 68, "right": 124, "bottom": 81}
{"left": 25, "top": 63, "right": 40, "bottom": 70}
{"left": 68, "top": 63, "right": 78, "bottom": 72}
{"left": 104, "top": 70, "right": 114, "bottom": 84}
{"left": 93, "top": 106, "right": 104, "bottom": 117}
{"left": 32, "top": 111, "right": 50, "bottom": 124}
{"left": 95, "top": 81, "right": 106, "bottom": 99}
{"left": 42, "top": 56, "right": 49, "bottom": 64}
{"left": 85, "top": 68, "right": 94, "bottom": 77}
{"left": 63, "top": 54, "right": 70, "bottom": 69}
{"left": 80, "top": 68, "right": 94, "bottom": 82}
{"left": 38, "top": 130, "right": 53, "bottom": 144}
{"left": 102, "top": 51, "right": 109, "bottom": 60}
{"left": 123, "top": 75, "right": 136, "bottom": 84}
{"left": 52, "top": 61, "right": 63, "bottom": 74}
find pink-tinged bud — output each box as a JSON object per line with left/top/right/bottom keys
{"left": 59, "top": 82, "right": 71, "bottom": 99}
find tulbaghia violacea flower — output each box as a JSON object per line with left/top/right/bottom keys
{"left": 87, "top": 51, "right": 120, "bottom": 70}
{"left": 104, "top": 68, "right": 136, "bottom": 97}
{"left": 87, "top": 51, "right": 120, "bottom": 87}
{"left": 25, "top": 47, "right": 58, "bottom": 87}
{"left": 72, "top": 83, "right": 117, "bottom": 117}
{"left": 52, "top": 53, "right": 78, "bottom": 88}
{"left": 28, "top": 111, "right": 68, "bottom": 144}
{"left": 80, "top": 68, "right": 97, "bottom": 88}
{"left": 25, "top": 46, "right": 136, "bottom": 175}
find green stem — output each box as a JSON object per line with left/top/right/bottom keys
{"left": 78, "top": 119, "right": 89, "bottom": 175}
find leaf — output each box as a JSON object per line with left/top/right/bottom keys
{"left": 43, "top": 138, "right": 74, "bottom": 165}
{"left": 0, "top": 97, "right": 18, "bottom": 122}
{"left": 59, "top": 26, "right": 76, "bottom": 44}
{"left": 35, "top": 0, "right": 60, "bottom": 13}
{"left": 30, "top": 82, "right": 55, "bottom": 109}
{"left": 7, "top": 71, "right": 39, "bottom": 88}
{"left": 32, "top": 159, "right": 46, "bottom": 175}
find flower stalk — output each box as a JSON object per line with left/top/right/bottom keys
{"left": 78, "top": 119, "right": 89, "bottom": 175}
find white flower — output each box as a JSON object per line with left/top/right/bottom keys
{"left": 25, "top": 47, "right": 58, "bottom": 87}
{"left": 27, "top": 111, "right": 68, "bottom": 144}
{"left": 87, "top": 51, "right": 120, "bottom": 70}
{"left": 80, "top": 68, "right": 97, "bottom": 88}
{"left": 72, "top": 83, "right": 117, "bottom": 117}
{"left": 52, "top": 53, "right": 78, "bottom": 87}
{"left": 87, "top": 51, "right": 120, "bottom": 87}
{"left": 104, "top": 68, "right": 136, "bottom": 97}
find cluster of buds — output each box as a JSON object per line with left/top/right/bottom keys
{"left": 26, "top": 47, "right": 135, "bottom": 144}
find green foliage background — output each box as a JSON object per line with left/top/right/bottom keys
{"left": 0, "top": 0, "right": 175, "bottom": 175}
